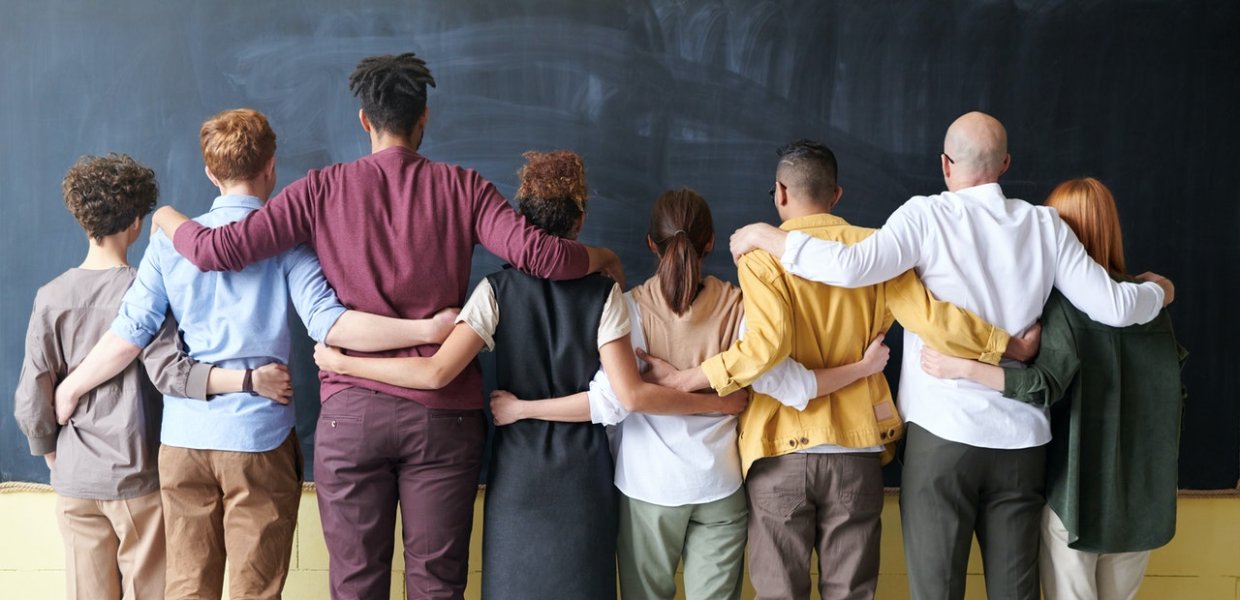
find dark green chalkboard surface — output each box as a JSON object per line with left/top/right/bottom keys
{"left": 2, "top": 0, "right": 1235, "bottom": 489}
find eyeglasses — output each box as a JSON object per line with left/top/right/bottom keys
{"left": 942, "top": 152, "right": 955, "bottom": 164}
{"left": 769, "top": 181, "right": 784, "bottom": 198}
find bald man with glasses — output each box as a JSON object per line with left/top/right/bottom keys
{"left": 729, "top": 112, "right": 1173, "bottom": 600}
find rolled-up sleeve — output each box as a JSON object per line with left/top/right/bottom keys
{"left": 111, "top": 236, "right": 174, "bottom": 349}
{"left": 284, "top": 245, "right": 347, "bottom": 343}
{"left": 456, "top": 279, "right": 500, "bottom": 351}
{"left": 139, "top": 315, "right": 212, "bottom": 400}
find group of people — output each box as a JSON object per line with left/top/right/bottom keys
{"left": 13, "top": 49, "right": 1185, "bottom": 600}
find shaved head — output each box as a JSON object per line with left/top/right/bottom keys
{"left": 944, "top": 111, "right": 1009, "bottom": 183}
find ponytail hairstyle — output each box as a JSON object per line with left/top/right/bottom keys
{"left": 1044, "top": 177, "right": 1127, "bottom": 274}
{"left": 649, "top": 188, "right": 714, "bottom": 315}
{"left": 514, "top": 150, "right": 587, "bottom": 239}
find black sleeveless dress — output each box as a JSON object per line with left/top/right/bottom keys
{"left": 481, "top": 268, "right": 619, "bottom": 600}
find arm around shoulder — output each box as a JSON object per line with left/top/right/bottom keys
{"left": 1052, "top": 216, "right": 1167, "bottom": 327}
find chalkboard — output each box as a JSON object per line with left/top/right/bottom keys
{"left": 2, "top": 0, "right": 1236, "bottom": 490}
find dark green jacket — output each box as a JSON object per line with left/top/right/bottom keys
{"left": 1003, "top": 286, "right": 1187, "bottom": 553}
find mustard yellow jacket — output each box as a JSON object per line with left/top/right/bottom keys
{"left": 701, "top": 214, "right": 1009, "bottom": 476}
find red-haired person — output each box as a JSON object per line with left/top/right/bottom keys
{"left": 921, "top": 178, "right": 1186, "bottom": 600}
{"left": 730, "top": 114, "right": 1174, "bottom": 600}
{"left": 54, "top": 109, "right": 452, "bottom": 600}
{"left": 15, "top": 153, "right": 290, "bottom": 600}
{"left": 152, "top": 54, "right": 622, "bottom": 599}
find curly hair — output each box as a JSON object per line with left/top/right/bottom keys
{"left": 515, "top": 150, "right": 587, "bottom": 239}
{"left": 200, "top": 108, "right": 276, "bottom": 182}
{"left": 61, "top": 153, "right": 158, "bottom": 242}
{"left": 349, "top": 53, "right": 436, "bottom": 137}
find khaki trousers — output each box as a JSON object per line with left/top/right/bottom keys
{"left": 617, "top": 489, "right": 748, "bottom": 600}
{"left": 56, "top": 490, "right": 165, "bottom": 600}
{"left": 1040, "top": 506, "right": 1150, "bottom": 600}
{"left": 159, "top": 432, "right": 303, "bottom": 600}
{"left": 745, "top": 452, "right": 883, "bottom": 600}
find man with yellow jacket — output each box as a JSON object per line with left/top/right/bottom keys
{"left": 646, "top": 139, "right": 1032, "bottom": 600}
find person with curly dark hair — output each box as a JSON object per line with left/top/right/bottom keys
{"left": 15, "top": 153, "right": 293, "bottom": 600}
{"left": 53, "top": 110, "right": 460, "bottom": 600}
{"left": 149, "top": 53, "right": 625, "bottom": 598}
{"left": 313, "top": 150, "right": 744, "bottom": 600}
{"left": 61, "top": 153, "right": 159, "bottom": 241}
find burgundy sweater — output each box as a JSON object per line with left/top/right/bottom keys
{"left": 173, "top": 146, "right": 590, "bottom": 409}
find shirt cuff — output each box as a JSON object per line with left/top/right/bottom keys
{"left": 587, "top": 382, "right": 627, "bottom": 426}
{"left": 110, "top": 318, "right": 156, "bottom": 349}
{"left": 751, "top": 360, "right": 815, "bottom": 412}
{"left": 1142, "top": 281, "right": 1166, "bottom": 310}
{"left": 184, "top": 363, "right": 212, "bottom": 400}
{"left": 701, "top": 354, "right": 741, "bottom": 396}
{"left": 980, "top": 327, "right": 1011, "bottom": 365}
{"left": 307, "top": 305, "right": 349, "bottom": 344}
{"left": 1002, "top": 366, "right": 1033, "bottom": 400}
{"left": 779, "top": 230, "right": 811, "bottom": 271}
{"left": 457, "top": 315, "right": 495, "bottom": 351}
{"left": 28, "top": 433, "right": 57, "bottom": 456}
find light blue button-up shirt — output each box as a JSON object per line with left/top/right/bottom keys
{"left": 112, "top": 195, "right": 346, "bottom": 452}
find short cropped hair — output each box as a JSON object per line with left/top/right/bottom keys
{"left": 61, "top": 153, "right": 159, "bottom": 242}
{"left": 349, "top": 53, "right": 436, "bottom": 137}
{"left": 200, "top": 108, "right": 276, "bottom": 182}
{"left": 515, "top": 150, "right": 587, "bottom": 239}
{"left": 776, "top": 139, "right": 839, "bottom": 204}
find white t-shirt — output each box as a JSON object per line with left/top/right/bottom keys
{"left": 588, "top": 294, "right": 877, "bottom": 508}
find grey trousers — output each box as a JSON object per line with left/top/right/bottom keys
{"left": 746, "top": 452, "right": 884, "bottom": 600}
{"left": 900, "top": 422, "right": 1046, "bottom": 600}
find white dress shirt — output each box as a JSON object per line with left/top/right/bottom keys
{"left": 779, "top": 183, "right": 1165, "bottom": 449}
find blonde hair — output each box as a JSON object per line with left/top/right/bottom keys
{"left": 200, "top": 108, "right": 276, "bottom": 182}
{"left": 1045, "top": 177, "right": 1126, "bottom": 274}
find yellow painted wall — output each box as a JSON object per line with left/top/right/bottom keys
{"left": 1, "top": 487, "right": 1236, "bottom": 599}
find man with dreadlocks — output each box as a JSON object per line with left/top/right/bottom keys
{"left": 152, "top": 53, "right": 624, "bottom": 600}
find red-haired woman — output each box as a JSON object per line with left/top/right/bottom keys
{"left": 921, "top": 178, "right": 1186, "bottom": 600}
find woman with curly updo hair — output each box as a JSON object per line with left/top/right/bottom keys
{"left": 315, "top": 150, "right": 745, "bottom": 599}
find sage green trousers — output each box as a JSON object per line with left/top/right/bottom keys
{"left": 617, "top": 488, "right": 748, "bottom": 600}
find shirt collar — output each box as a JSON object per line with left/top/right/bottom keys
{"left": 210, "top": 194, "right": 264, "bottom": 211}
{"left": 955, "top": 182, "right": 1005, "bottom": 200}
{"left": 780, "top": 212, "right": 847, "bottom": 231}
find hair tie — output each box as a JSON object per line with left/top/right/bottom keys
{"left": 670, "top": 229, "right": 687, "bottom": 236}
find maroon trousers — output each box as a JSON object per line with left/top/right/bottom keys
{"left": 314, "top": 388, "right": 484, "bottom": 600}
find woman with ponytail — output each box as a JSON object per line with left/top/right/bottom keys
{"left": 314, "top": 153, "right": 748, "bottom": 600}
{"left": 491, "top": 188, "right": 890, "bottom": 600}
